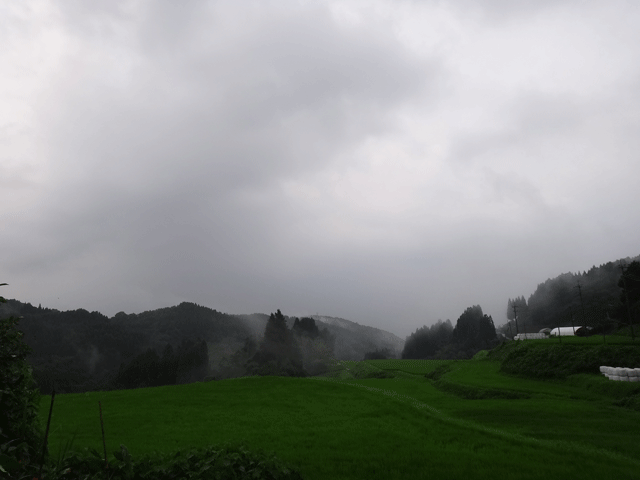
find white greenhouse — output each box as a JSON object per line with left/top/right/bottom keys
{"left": 549, "top": 326, "right": 592, "bottom": 336}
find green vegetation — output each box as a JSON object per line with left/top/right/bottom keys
{"left": 0, "top": 300, "right": 245, "bottom": 394}
{"left": 400, "top": 319, "right": 453, "bottom": 359}
{"left": 490, "top": 338, "right": 640, "bottom": 380}
{"left": 0, "top": 283, "right": 44, "bottom": 475}
{"left": 5, "top": 251, "right": 640, "bottom": 478}
{"left": 0, "top": 289, "right": 306, "bottom": 479}
{"left": 109, "top": 339, "right": 210, "bottom": 390}
{"left": 34, "top": 354, "right": 640, "bottom": 480}
{"left": 365, "top": 358, "right": 451, "bottom": 375}
{"left": 245, "top": 309, "right": 305, "bottom": 377}
{"left": 504, "top": 256, "right": 640, "bottom": 337}
{"left": 0, "top": 301, "right": 345, "bottom": 394}
{"left": 38, "top": 442, "right": 304, "bottom": 480}
{"left": 401, "top": 305, "right": 497, "bottom": 360}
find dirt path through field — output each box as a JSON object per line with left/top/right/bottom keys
{"left": 307, "top": 375, "right": 639, "bottom": 465}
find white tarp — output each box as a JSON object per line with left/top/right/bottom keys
{"left": 514, "top": 333, "right": 547, "bottom": 340}
{"left": 549, "top": 327, "right": 578, "bottom": 336}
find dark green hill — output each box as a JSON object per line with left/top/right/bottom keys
{"left": 1, "top": 300, "right": 405, "bottom": 393}
{"left": 0, "top": 300, "right": 252, "bottom": 393}
{"left": 489, "top": 336, "right": 640, "bottom": 378}
{"left": 505, "top": 254, "right": 640, "bottom": 334}
{"left": 111, "top": 302, "right": 251, "bottom": 348}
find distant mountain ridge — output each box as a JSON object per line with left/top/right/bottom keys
{"left": 1, "top": 299, "right": 405, "bottom": 392}
{"left": 234, "top": 313, "right": 405, "bottom": 361}
{"left": 310, "top": 315, "right": 405, "bottom": 360}
{"left": 311, "top": 315, "right": 358, "bottom": 331}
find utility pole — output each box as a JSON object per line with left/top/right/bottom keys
{"left": 619, "top": 263, "right": 636, "bottom": 341}
{"left": 576, "top": 282, "right": 587, "bottom": 330}
{"left": 569, "top": 305, "right": 576, "bottom": 335}
{"left": 556, "top": 312, "right": 562, "bottom": 343}
{"left": 513, "top": 304, "right": 519, "bottom": 336}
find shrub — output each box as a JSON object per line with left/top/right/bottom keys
{"left": 612, "top": 394, "right": 640, "bottom": 412}
{"left": 363, "top": 348, "right": 393, "bottom": 360}
{"left": 471, "top": 350, "right": 489, "bottom": 360}
{"left": 38, "top": 442, "right": 305, "bottom": 480}
{"left": 0, "top": 284, "right": 44, "bottom": 476}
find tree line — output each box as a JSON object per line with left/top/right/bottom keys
{"left": 217, "top": 310, "right": 336, "bottom": 378}
{"left": 0, "top": 284, "right": 42, "bottom": 471}
{"left": 503, "top": 257, "right": 640, "bottom": 336}
{"left": 0, "top": 297, "right": 339, "bottom": 392}
{"left": 0, "top": 300, "right": 254, "bottom": 393}
{"left": 401, "top": 305, "right": 497, "bottom": 359}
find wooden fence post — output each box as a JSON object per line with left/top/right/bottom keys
{"left": 37, "top": 389, "right": 55, "bottom": 480}
{"left": 99, "top": 401, "right": 108, "bottom": 473}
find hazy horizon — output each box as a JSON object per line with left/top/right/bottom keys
{"left": 3, "top": 1, "right": 640, "bottom": 339}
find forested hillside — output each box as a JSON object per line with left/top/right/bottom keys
{"left": 237, "top": 313, "right": 405, "bottom": 361}
{"left": 310, "top": 315, "right": 405, "bottom": 360}
{"left": 402, "top": 305, "right": 497, "bottom": 359}
{"left": 0, "top": 300, "right": 402, "bottom": 393}
{"left": 0, "top": 300, "right": 249, "bottom": 393}
{"left": 505, "top": 255, "right": 640, "bottom": 335}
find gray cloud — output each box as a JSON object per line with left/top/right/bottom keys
{"left": 2, "top": 1, "right": 640, "bottom": 338}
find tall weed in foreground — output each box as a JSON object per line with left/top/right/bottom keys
{"left": 38, "top": 442, "right": 304, "bottom": 480}
{"left": 0, "top": 283, "right": 44, "bottom": 477}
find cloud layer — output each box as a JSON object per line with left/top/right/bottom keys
{"left": 2, "top": 0, "right": 640, "bottom": 337}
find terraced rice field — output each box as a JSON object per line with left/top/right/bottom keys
{"left": 365, "top": 358, "right": 451, "bottom": 375}
{"left": 41, "top": 358, "right": 640, "bottom": 480}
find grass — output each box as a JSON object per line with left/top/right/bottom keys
{"left": 490, "top": 339, "right": 640, "bottom": 382}
{"left": 364, "top": 358, "right": 451, "bottom": 375}
{"left": 518, "top": 334, "right": 638, "bottom": 345}
{"left": 429, "top": 361, "right": 640, "bottom": 457}
{"left": 39, "top": 357, "right": 640, "bottom": 480}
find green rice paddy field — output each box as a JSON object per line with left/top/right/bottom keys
{"left": 41, "top": 358, "right": 640, "bottom": 480}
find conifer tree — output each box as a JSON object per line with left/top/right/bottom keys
{"left": 247, "top": 310, "right": 305, "bottom": 376}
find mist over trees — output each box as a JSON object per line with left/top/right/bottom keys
{"left": 402, "top": 306, "right": 497, "bottom": 360}
{"left": 451, "top": 305, "right": 496, "bottom": 352}
{"left": 363, "top": 347, "right": 394, "bottom": 360}
{"left": 246, "top": 309, "right": 305, "bottom": 377}
{"left": 292, "top": 317, "right": 336, "bottom": 375}
{"left": 0, "top": 300, "right": 249, "bottom": 393}
{"left": 214, "top": 336, "right": 259, "bottom": 380}
{"left": 401, "top": 320, "right": 453, "bottom": 359}
{"left": 619, "top": 261, "right": 640, "bottom": 326}
{"left": 506, "top": 297, "right": 528, "bottom": 325}
{"left": 13, "top": 255, "right": 638, "bottom": 393}
{"left": 502, "top": 255, "right": 640, "bottom": 336}
{"left": 107, "top": 339, "right": 209, "bottom": 390}
{"left": 0, "top": 297, "right": 398, "bottom": 392}
{"left": 245, "top": 311, "right": 336, "bottom": 377}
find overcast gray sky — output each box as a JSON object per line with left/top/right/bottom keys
{"left": 2, "top": 0, "right": 639, "bottom": 339}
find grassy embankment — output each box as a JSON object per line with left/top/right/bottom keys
{"left": 41, "top": 336, "right": 640, "bottom": 480}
